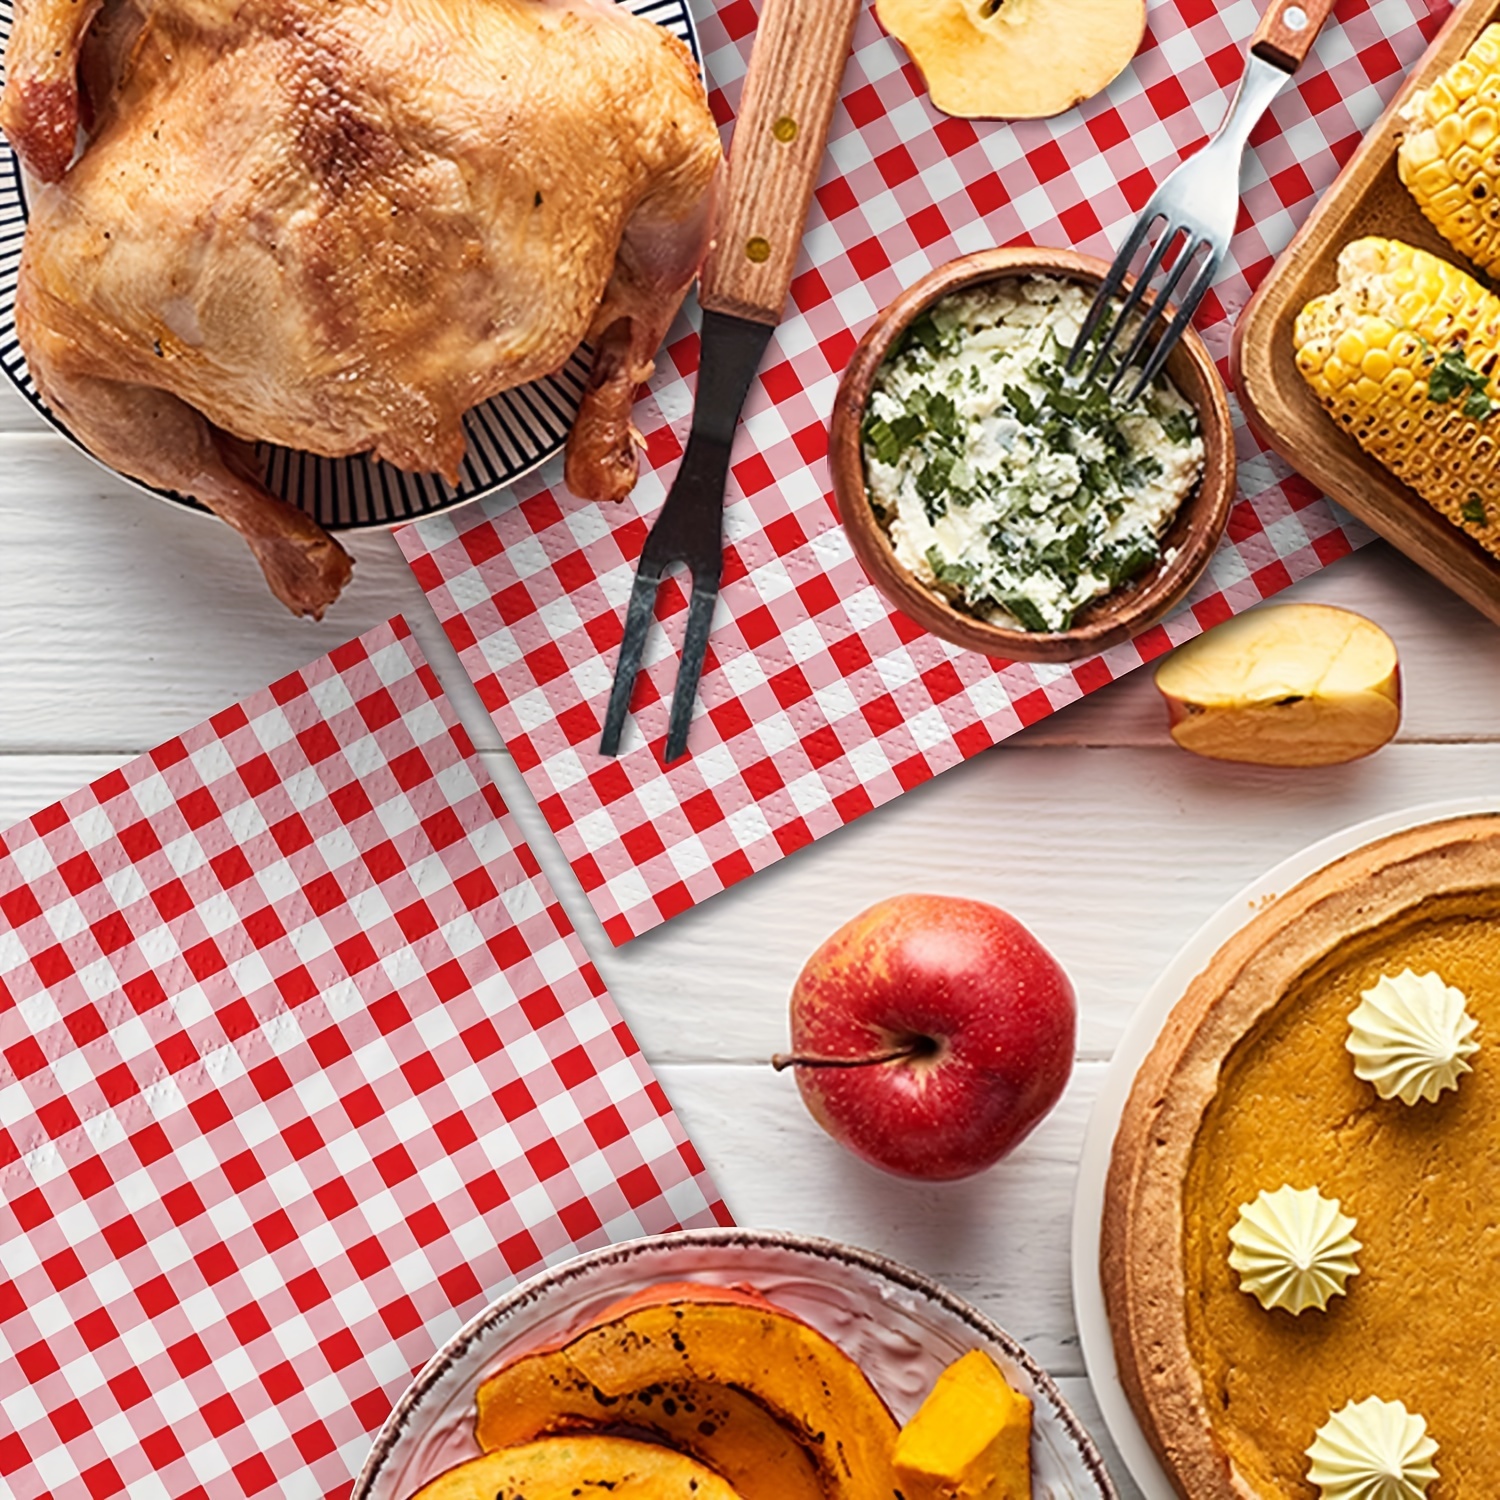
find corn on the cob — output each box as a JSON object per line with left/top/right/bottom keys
{"left": 1397, "top": 24, "right": 1500, "bottom": 278}
{"left": 1294, "top": 236, "right": 1500, "bottom": 557}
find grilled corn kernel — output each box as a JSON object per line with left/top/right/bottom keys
{"left": 1398, "top": 24, "right": 1500, "bottom": 277}
{"left": 1294, "top": 236, "right": 1500, "bottom": 554}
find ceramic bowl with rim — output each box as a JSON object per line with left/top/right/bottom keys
{"left": 352, "top": 1227, "right": 1118, "bottom": 1500}
{"left": 829, "top": 247, "right": 1236, "bottom": 663}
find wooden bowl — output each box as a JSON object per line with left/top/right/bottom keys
{"left": 829, "top": 247, "right": 1237, "bottom": 662}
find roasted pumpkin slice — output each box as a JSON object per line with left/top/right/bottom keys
{"left": 552, "top": 1283, "right": 901, "bottom": 1500}
{"left": 475, "top": 1362, "right": 823, "bottom": 1500}
{"left": 893, "top": 1349, "right": 1033, "bottom": 1500}
{"left": 407, "top": 1436, "right": 745, "bottom": 1500}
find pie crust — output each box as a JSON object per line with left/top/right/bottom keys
{"left": 1102, "top": 814, "right": 1500, "bottom": 1499}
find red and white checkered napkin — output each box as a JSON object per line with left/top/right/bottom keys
{"left": 0, "top": 616, "right": 726, "bottom": 1500}
{"left": 398, "top": 0, "right": 1447, "bottom": 945}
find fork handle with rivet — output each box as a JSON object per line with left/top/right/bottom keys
{"left": 1250, "top": 0, "right": 1341, "bottom": 74}
{"left": 699, "top": 0, "right": 863, "bottom": 325}
{"left": 598, "top": 0, "right": 862, "bottom": 763}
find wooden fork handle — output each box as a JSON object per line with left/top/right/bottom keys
{"left": 699, "top": 0, "right": 863, "bottom": 326}
{"left": 1250, "top": 0, "right": 1340, "bottom": 73}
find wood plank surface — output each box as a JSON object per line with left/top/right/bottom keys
{"left": 0, "top": 376, "right": 53, "bottom": 433}
{"left": 1017, "top": 540, "right": 1500, "bottom": 745}
{"left": 574, "top": 737, "right": 1500, "bottom": 1064}
{"left": 0, "top": 433, "right": 474, "bottom": 753}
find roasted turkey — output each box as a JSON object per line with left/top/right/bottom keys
{"left": 0, "top": 0, "right": 722, "bottom": 615}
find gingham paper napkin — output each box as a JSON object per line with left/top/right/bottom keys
{"left": 0, "top": 616, "right": 726, "bottom": 1500}
{"left": 398, "top": 0, "right": 1446, "bottom": 944}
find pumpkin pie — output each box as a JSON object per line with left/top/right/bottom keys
{"left": 1103, "top": 814, "right": 1500, "bottom": 1499}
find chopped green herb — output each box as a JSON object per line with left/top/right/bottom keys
{"left": 891, "top": 413, "right": 923, "bottom": 448}
{"left": 1160, "top": 410, "right": 1197, "bottom": 444}
{"left": 1041, "top": 381, "right": 1088, "bottom": 419}
{"left": 1031, "top": 360, "right": 1118, "bottom": 424}
{"left": 1099, "top": 537, "right": 1161, "bottom": 588}
{"left": 1000, "top": 594, "right": 1050, "bottom": 632}
{"left": 914, "top": 451, "right": 955, "bottom": 523}
{"left": 901, "top": 311, "right": 951, "bottom": 359}
{"left": 1462, "top": 496, "right": 1489, "bottom": 526}
{"left": 1039, "top": 525, "right": 1094, "bottom": 573}
{"left": 925, "top": 547, "right": 977, "bottom": 592}
{"left": 1113, "top": 455, "right": 1163, "bottom": 492}
{"left": 862, "top": 417, "right": 900, "bottom": 467}
{"left": 909, "top": 387, "right": 963, "bottom": 445}
{"left": 1427, "top": 347, "right": 1496, "bottom": 419}
{"left": 862, "top": 412, "right": 923, "bottom": 465}
{"left": 1081, "top": 460, "right": 1112, "bottom": 497}
{"left": 1004, "top": 384, "right": 1037, "bottom": 424}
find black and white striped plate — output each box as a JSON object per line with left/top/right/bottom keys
{"left": 0, "top": 0, "right": 699, "bottom": 531}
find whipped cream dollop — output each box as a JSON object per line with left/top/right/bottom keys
{"left": 1346, "top": 968, "right": 1479, "bottom": 1105}
{"left": 1306, "top": 1396, "right": 1440, "bottom": 1500}
{"left": 1228, "top": 1185, "right": 1361, "bottom": 1314}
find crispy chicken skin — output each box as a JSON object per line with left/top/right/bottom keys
{"left": 0, "top": 0, "right": 721, "bottom": 616}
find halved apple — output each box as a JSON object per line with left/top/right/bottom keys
{"left": 484, "top": 1283, "right": 900, "bottom": 1500}
{"left": 408, "top": 1436, "right": 744, "bottom": 1500}
{"left": 876, "top": 0, "right": 1145, "bottom": 120}
{"left": 1155, "top": 604, "right": 1401, "bottom": 767}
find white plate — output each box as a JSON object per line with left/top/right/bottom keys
{"left": 354, "top": 1227, "right": 1118, "bottom": 1500}
{"left": 0, "top": 0, "right": 698, "bottom": 531}
{"left": 1071, "top": 796, "right": 1500, "bottom": 1499}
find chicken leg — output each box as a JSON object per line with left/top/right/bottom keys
{"left": 19, "top": 283, "right": 354, "bottom": 618}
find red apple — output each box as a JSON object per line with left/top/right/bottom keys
{"left": 774, "top": 895, "right": 1075, "bottom": 1181}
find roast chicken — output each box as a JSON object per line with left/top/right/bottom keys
{"left": 0, "top": 0, "right": 722, "bottom": 615}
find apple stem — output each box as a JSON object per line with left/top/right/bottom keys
{"left": 770, "top": 1042, "right": 935, "bottom": 1072}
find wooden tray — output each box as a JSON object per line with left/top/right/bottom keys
{"left": 1233, "top": 0, "right": 1500, "bottom": 628}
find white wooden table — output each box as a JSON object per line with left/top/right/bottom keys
{"left": 6, "top": 370, "right": 1500, "bottom": 1494}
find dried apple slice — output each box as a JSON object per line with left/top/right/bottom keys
{"left": 876, "top": 0, "right": 1145, "bottom": 120}
{"left": 408, "top": 1436, "right": 744, "bottom": 1500}
{"left": 1155, "top": 603, "right": 1401, "bottom": 767}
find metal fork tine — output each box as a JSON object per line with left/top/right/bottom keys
{"left": 664, "top": 577, "right": 719, "bottom": 764}
{"left": 1126, "top": 249, "right": 1221, "bottom": 402}
{"left": 1083, "top": 222, "right": 1180, "bottom": 387}
{"left": 1065, "top": 50, "right": 1295, "bottom": 405}
{"left": 1103, "top": 235, "right": 1201, "bottom": 397}
{"left": 598, "top": 559, "right": 666, "bottom": 757}
{"left": 1066, "top": 211, "right": 1161, "bottom": 372}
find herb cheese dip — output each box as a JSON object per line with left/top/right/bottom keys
{"left": 861, "top": 275, "right": 1206, "bottom": 632}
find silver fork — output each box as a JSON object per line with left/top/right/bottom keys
{"left": 1068, "top": 0, "right": 1338, "bottom": 401}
